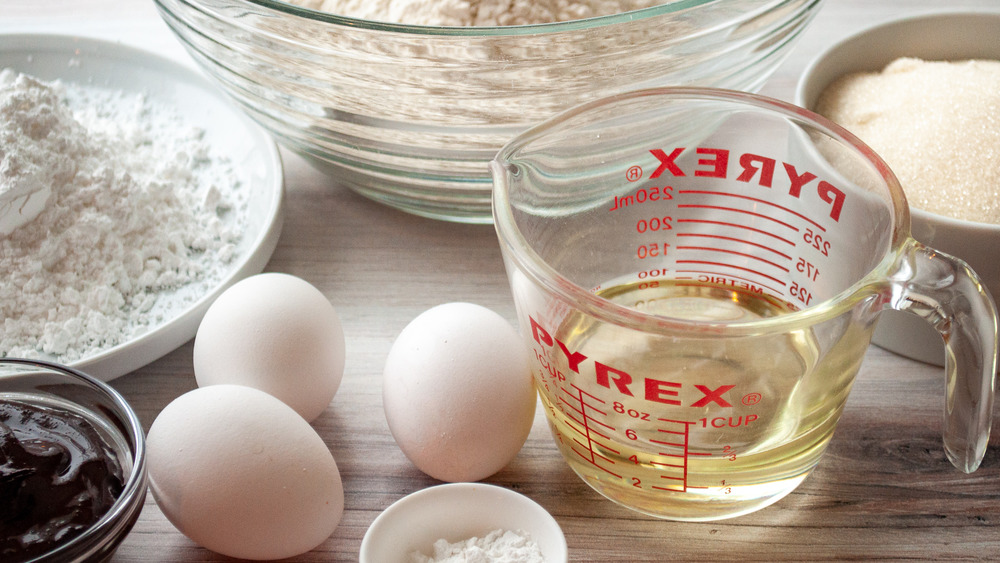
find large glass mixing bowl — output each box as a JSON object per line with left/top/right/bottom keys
{"left": 155, "top": 0, "right": 823, "bottom": 222}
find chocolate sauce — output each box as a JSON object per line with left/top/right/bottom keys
{"left": 0, "top": 400, "right": 125, "bottom": 561}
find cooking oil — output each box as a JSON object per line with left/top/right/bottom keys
{"left": 530, "top": 278, "right": 871, "bottom": 521}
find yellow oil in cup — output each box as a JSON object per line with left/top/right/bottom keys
{"left": 490, "top": 88, "right": 998, "bottom": 521}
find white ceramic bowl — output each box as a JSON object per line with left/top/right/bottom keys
{"left": 796, "top": 11, "right": 1000, "bottom": 365}
{"left": 0, "top": 34, "right": 284, "bottom": 381}
{"left": 359, "top": 483, "right": 567, "bottom": 562}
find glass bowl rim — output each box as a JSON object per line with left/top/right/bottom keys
{"left": 224, "top": 0, "right": 773, "bottom": 36}
{"left": 0, "top": 357, "right": 148, "bottom": 562}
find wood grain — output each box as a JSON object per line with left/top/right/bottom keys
{"left": 4, "top": 0, "right": 1000, "bottom": 560}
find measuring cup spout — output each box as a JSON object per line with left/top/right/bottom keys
{"left": 887, "top": 239, "right": 998, "bottom": 473}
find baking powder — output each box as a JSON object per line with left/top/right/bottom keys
{"left": 410, "top": 529, "right": 545, "bottom": 563}
{"left": 0, "top": 69, "right": 245, "bottom": 362}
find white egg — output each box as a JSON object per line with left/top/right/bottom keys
{"left": 147, "top": 385, "right": 344, "bottom": 560}
{"left": 193, "top": 272, "right": 345, "bottom": 422}
{"left": 383, "top": 302, "right": 537, "bottom": 482}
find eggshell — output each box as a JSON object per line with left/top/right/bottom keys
{"left": 383, "top": 302, "right": 536, "bottom": 482}
{"left": 193, "top": 272, "right": 345, "bottom": 422}
{"left": 146, "top": 385, "right": 344, "bottom": 560}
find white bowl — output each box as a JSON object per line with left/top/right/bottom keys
{"left": 796, "top": 11, "right": 1000, "bottom": 366}
{"left": 359, "top": 483, "right": 567, "bottom": 563}
{"left": 0, "top": 34, "right": 284, "bottom": 380}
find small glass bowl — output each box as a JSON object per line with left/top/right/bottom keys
{"left": 154, "top": 0, "right": 824, "bottom": 223}
{"left": 0, "top": 358, "right": 148, "bottom": 563}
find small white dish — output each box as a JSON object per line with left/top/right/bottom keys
{"left": 0, "top": 34, "right": 284, "bottom": 380}
{"left": 796, "top": 11, "right": 1000, "bottom": 366}
{"left": 360, "top": 483, "right": 567, "bottom": 563}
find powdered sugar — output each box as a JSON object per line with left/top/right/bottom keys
{"left": 0, "top": 69, "right": 246, "bottom": 362}
{"left": 410, "top": 529, "right": 545, "bottom": 563}
{"left": 287, "top": 0, "right": 663, "bottom": 26}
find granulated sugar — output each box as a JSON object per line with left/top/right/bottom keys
{"left": 287, "top": 0, "right": 663, "bottom": 26}
{"left": 0, "top": 69, "right": 245, "bottom": 362}
{"left": 410, "top": 529, "right": 545, "bottom": 563}
{"left": 816, "top": 57, "right": 1000, "bottom": 224}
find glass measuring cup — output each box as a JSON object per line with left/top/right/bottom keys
{"left": 490, "top": 88, "right": 998, "bottom": 521}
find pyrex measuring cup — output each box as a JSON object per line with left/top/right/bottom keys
{"left": 490, "top": 88, "right": 998, "bottom": 521}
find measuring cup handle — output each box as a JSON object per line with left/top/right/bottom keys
{"left": 887, "top": 239, "right": 998, "bottom": 473}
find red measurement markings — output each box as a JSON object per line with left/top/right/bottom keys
{"left": 678, "top": 204, "right": 798, "bottom": 232}
{"left": 648, "top": 418, "right": 710, "bottom": 492}
{"left": 669, "top": 276, "right": 789, "bottom": 306}
{"left": 677, "top": 233, "right": 793, "bottom": 261}
{"left": 681, "top": 449, "right": 711, "bottom": 492}
{"left": 675, "top": 246, "right": 790, "bottom": 272}
{"left": 679, "top": 189, "right": 827, "bottom": 232}
{"left": 558, "top": 384, "right": 621, "bottom": 478}
{"left": 674, "top": 271, "right": 785, "bottom": 296}
{"left": 675, "top": 259, "right": 787, "bottom": 287}
{"left": 678, "top": 219, "right": 796, "bottom": 246}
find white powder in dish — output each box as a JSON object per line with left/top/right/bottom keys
{"left": 286, "top": 0, "right": 664, "bottom": 26}
{"left": 0, "top": 69, "right": 245, "bottom": 362}
{"left": 815, "top": 57, "right": 1000, "bottom": 224}
{"left": 410, "top": 529, "right": 545, "bottom": 563}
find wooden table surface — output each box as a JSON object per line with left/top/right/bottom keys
{"left": 5, "top": 0, "right": 1000, "bottom": 561}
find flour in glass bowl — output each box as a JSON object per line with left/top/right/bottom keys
{"left": 286, "top": 0, "right": 665, "bottom": 26}
{"left": 0, "top": 68, "right": 246, "bottom": 363}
